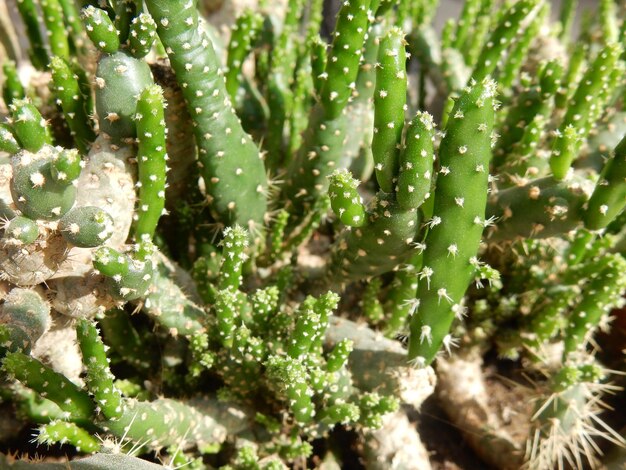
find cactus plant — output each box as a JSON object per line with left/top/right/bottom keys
{"left": 0, "top": 0, "right": 625, "bottom": 469}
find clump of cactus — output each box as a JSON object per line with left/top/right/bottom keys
{"left": 0, "top": 0, "right": 625, "bottom": 468}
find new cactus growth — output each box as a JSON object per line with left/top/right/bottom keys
{"left": 1, "top": 0, "right": 626, "bottom": 468}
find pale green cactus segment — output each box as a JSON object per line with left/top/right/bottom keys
{"left": 319, "top": 0, "right": 372, "bottom": 119}
{"left": 95, "top": 51, "right": 154, "bottom": 142}
{"left": 0, "top": 124, "right": 20, "bottom": 154}
{"left": 599, "top": 0, "right": 619, "bottom": 44}
{"left": 563, "top": 253, "right": 626, "bottom": 355}
{"left": 128, "top": 13, "right": 158, "bottom": 59}
{"left": 583, "top": 134, "right": 626, "bottom": 230}
{"left": 486, "top": 176, "right": 590, "bottom": 241}
{"left": 440, "top": 18, "right": 456, "bottom": 50}
{"left": 326, "top": 339, "right": 353, "bottom": 373}
{"left": 251, "top": 286, "right": 280, "bottom": 332}
{"left": 266, "top": 355, "right": 314, "bottom": 424}
{"left": 383, "top": 254, "right": 420, "bottom": 337}
{"left": 550, "top": 43, "right": 622, "bottom": 180}
{"left": 452, "top": 0, "right": 482, "bottom": 54}
{"left": 145, "top": 0, "right": 268, "bottom": 233}
{"left": 372, "top": 27, "right": 407, "bottom": 193}
{"left": 554, "top": 43, "right": 587, "bottom": 111}
{"left": 0, "top": 288, "right": 50, "bottom": 349}
{"left": 37, "top": 420, "right": 100, "bottom": 453}
{"left": 328, "top": 169, "right": 366, "bottom": 227}
{"left": 225, "top": 9, "right": 263, "bottom": 101}
{"left": 10, "top": 99, "right": 51, "bottom": 153}
{"left": 408, "top": 78, "right": 497, "bottom": 367}
{"left": 471, "top": 0, "right": 540, "bottom": 82}
{"left": 40, "top": 0, "right": 70, "bottom": 59}
{"left": 1, "top": 352, "right": 95, "bottom": 421}
{"left": 2, "top": 61, "right": 25, "bottom": 107}
{"left": 134, "top": 84, "right": 167, "bottom": 240}
{"left": 81, "top": 5, "right": 120, "bottom": 53}
{"left": 330, "top": 192, "right": 420, "bottom": 280}
{"left": 358, "top": 393, "right": 398, "bottom": 428}
{"left": 93, "top": 244, "right": 154, "bottom": 301}
{"left": 5, "top": 216, "right": 39, "bottom": 245}
{"left": 49, "top": 57, "right": 95, "bottom": 154}
{"left": 102, "top": 398, "right": 227, "bottom": 449}
{"left": 396, "top": 111, "right": 436, "bottom": 211}
{"left": 319, "top": 402, "right": 360, "bottom": 425}
{"left": 465, "top": 14, "right": 491, "bottom": 68}
{"left": 215, "top": 288, "right": 239, "bottom": 348}
{"left": 11, "top": 146, "right": 77, "bottom": 221}
{"left": 558, "top": 0, "right": 577, "bottom": 41}
{"left": 218, "top": 225, "right": 249, "bottom": 291}
{"left": 57, "top": 0, "right": 86, "bottom": 51}
{"left": 15, "top": 0, "right": 48, "bottom": 69}
{"left": 75, "top": 318, "right": 123, "bottom": 420}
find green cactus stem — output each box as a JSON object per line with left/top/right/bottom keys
{"left": 0, "top": 124, "right": 20, "bottom": 154}
{"left": 266, "top": 355, "right": 314, "bottom": 424}
{"left": 225, "top": 9, "right": 263, "bottom": 102}
{"left": 40, "top": 0, "right": 70, "bottom": 59}
{"left": 396, "top": 111, "right": 436, "bottom": 211}
{"left": 49, "top": 56, "right": 95, "bottom": 154}
{"left": 95, "top": 51, "right": 154, "bottom": 142}
{"left": 486, "top": 175, "right": 590, "bottom": 241}
{"left": 99, "top": 308, "right": 153, "bottom": 371}
{"left": 81, "top": 5, "right": 120, "bottom": 53}
{"left": 4, "top": 216, "right": 40, "bottom": 245}
{"left": 1, "top": 352, "right": 95, "bottom": 422}
{"left": 583, "top": 134, "right": 626, "bottom": 230}
{"left": 75, "top": 318, "right": 123, "bottom": 420}
{"left": 58, "top": 206, "right": 114, "bottom": 248}
{"left": 217, "top": 225, "right": 249, "bottom": 291}
{"left": 2, "top": 61, "right": 25, "bottom": 107}
{"left": 408, "top": 78, "right": 497, "bottom": 367}
{"left": 328, "top": 169, "right": 366, "bottom": 228}
{"left": 372, "top": 27, "right": 407, "bottom": 193}
{"left": 550, "top": 43, "right": 622, "bottom": 180}
{"left": 0, "top": 287, "right": 50, "bottom": 353}
{"left": 134, "top": 84, "right": 167, "bottom": 240}
{"left": 15, "top": 0, "right": 48, "bottom": 69}
{"left": 10, "top": 99, "right": 51, "bottom": 153}
{"left": 128, "top": 13, "right": 158, "bottom": 59}
{"left": 145, "top": 0, "right": 268, "bottom": 234}
{"left": 37, "top": 421, "right": 100, "bottom": 453}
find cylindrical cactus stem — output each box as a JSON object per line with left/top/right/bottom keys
{"left": 9, "top": 99, "right": 52, "bottom": 153}
{"left": 57, "top": 0, "right": 86, "bottom": 53}
{"left": 268, "top": 209, "right": 290, "bottom": 262}
{"left": 2, "top": 61, "right": 25, "bottom": 107}
{"left": 0, "top": 124, "right": 20, "bottom": 154}
{"left": 92, "top": 242, "right": 155, "bottom": 301}
{"left": 127, "top": 13, "right": 158, "bottom": 59}
{"left": 0, "top": 287, "right": 50, "bottom": 354}
{"left": 75, "top": 319, "right": 123, "bottom": 420}
{"left": 287, "top": 297, "right": 323, "bottom": 359}
{"left": 11, "top": 146, "right": 77, "bottom": 221}
{"left": 15, "top": 0, "right": 49, "bottom": 69}
{"left": 95, "top": 51, "right": 154, "bottom": 142}
{"left": 328, "top": 169, "right": 366, "bottom": 228}
{"left": 372, "top": 27, "right": 407, "bottom": 193}
{"left": 362, "top": 278, "right": 384, "bottom": 325}
{"left": 49, "top": 56, "right": 95, "bottom": 154}
{"left": 134, "top": 84, "right": 167, "bottom": 240}
{"left": 266, "top": 355, "right": 315, "bottom": 424}
{"left": 59, "top": 206, "right": 114, "bottom": 248}
{"left": 1, "top": 352, "right": 95, "bottom": 422}
{"left": 214, "top": 288, "right": 239, "bottom": 348}
{"left": 81, "top": 5, "right": 120, "bottom": 53}
{"left": 217, "top": 225, "right": 249, "bottom": 291}
{"left": 326, "top": 339, "right": 353, "bottom": 373}
{"left": 550, "top": 43, "right": 622, "bottom": 180}
{"left": 101, "top": 398, "right": 228, "bottom": 449}
{"left": 144, "top": 0, "right": 268, "bottom": 235}
{"left": 40, "top": 0, "right": 70, "bottom": 59}
{"left": 225, "top": 9, "right": 263, "bottom": 102}
{"left": 310, "top": 35, "right": 327, "bottom": 97}
{"left": 99, "top": 308, "right": 153, "bottom": 371}
{"left": 583, "top": 134, "right": 626, "bottom": 230}
{"left": 470, "top": 0, "right": 540, "bottom": 82}
{"left": 408, "top": 78, "right": 497, "bottom": 367}
{"left": 383, "top": 254, "right": 421, "bottom": 337}
{"left": 562, "top": 253, "right": 626, "bottom": 356}
{"left": 329, "top": 192, "right": 421, "bottom": 281}
{"left": 396, "top": 111, "right": 436, "bottom": 211}
{"left": 485, "top": 175, "right": 590, "bottom": 241}
{"left": 37, "top": 420, "right": 100, "bottom": 453}
{"left": 319, "top": 0, "right": 371, "bottom": 119}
